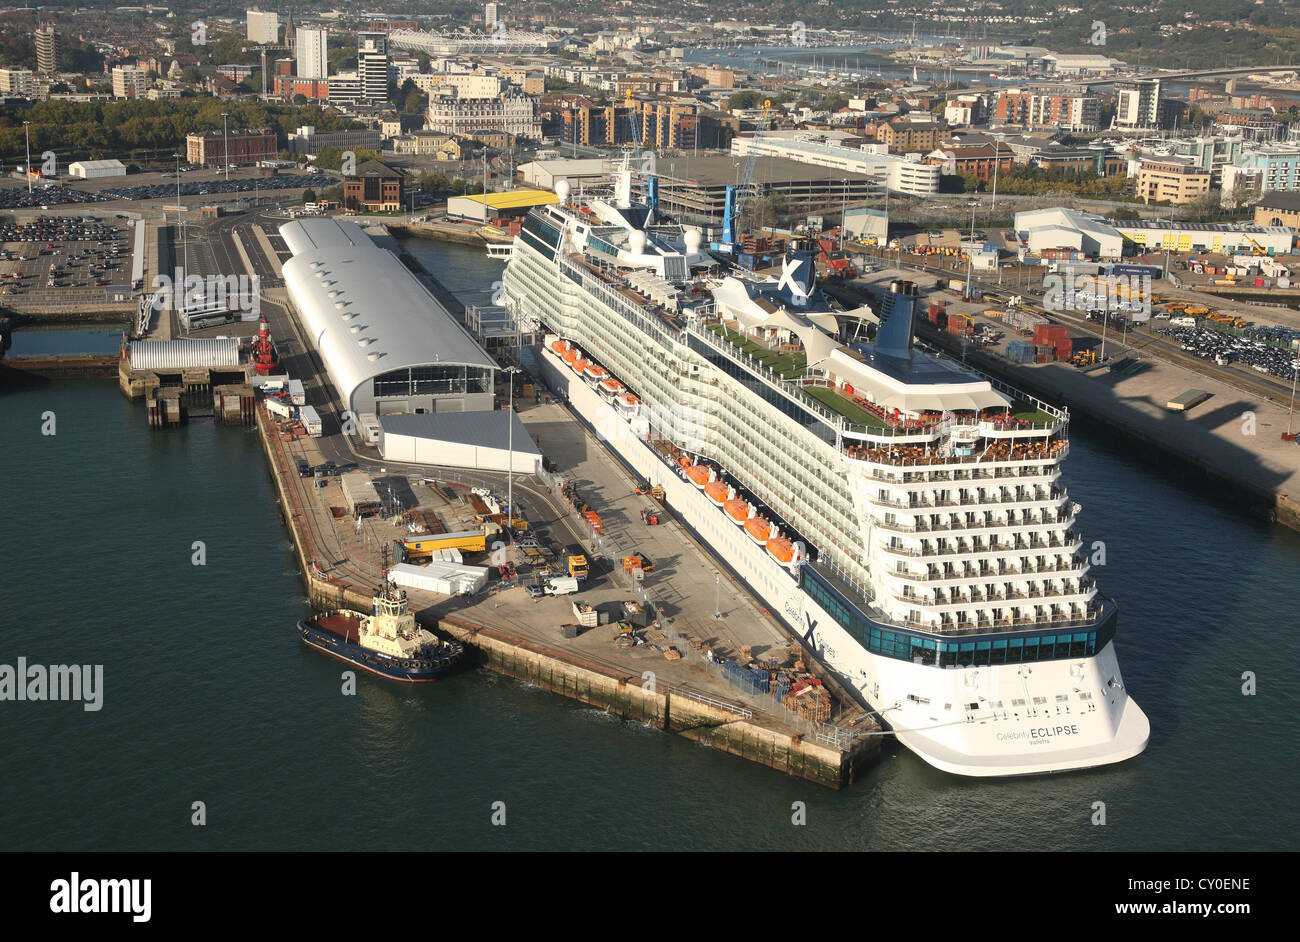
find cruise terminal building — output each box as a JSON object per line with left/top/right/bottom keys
{"left": 280, "top": 218, "right": 497, "bottom": 417}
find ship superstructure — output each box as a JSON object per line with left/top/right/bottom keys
{"left": 502, "top": 168, "right": 1149, "bottom": 775}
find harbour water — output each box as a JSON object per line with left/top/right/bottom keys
{"left": 1, "top": 239, "right": 1296, "bottom": 851}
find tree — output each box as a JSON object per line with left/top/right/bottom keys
{"left": 726, "top": 90, "right": 765, "bottom": 112}
{"left": 302, "top": 189, "right": 317, "bottom": 204}
{"left": 181, "top": 66, "right": 203, "bottom": 84}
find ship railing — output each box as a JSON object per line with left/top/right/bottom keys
{"left": 901, "top": 608, "right": 1102, "bottom": 635}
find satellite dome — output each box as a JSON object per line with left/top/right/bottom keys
{"left": 628, "top": 229, "right": 647, "bottom": 255}
{"left": 555, "top": 179, "right": 571, "bottom": 202}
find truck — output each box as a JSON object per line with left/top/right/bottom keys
{"left": 567, "top": 548, "right": 589, "bottom": 581}
{"left": 543, "top": 576, "right": 580, "bottom": 596}
{"left": 288, "top": 379, "right": 306, "bottom": 407}
{"left": 299, "top": 404, "right": 322, "bottom": 437}
{"left": 358, "top": 412, "right": 381, "bottom": 446}
{"left": 265, "top": 398, "right": 293, "bottom": 419}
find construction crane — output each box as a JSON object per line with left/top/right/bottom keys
{"left": 728, "top": 99, "right": 773, "bottom": 249}
{"left": 242, "top": 43, "right": 291, "bottom": 98}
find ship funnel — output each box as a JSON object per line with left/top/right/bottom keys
{"left": 615, "top": 167, "right": 633, "bottom": 209}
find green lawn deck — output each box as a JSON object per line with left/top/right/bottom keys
{"left": 708, "top": 324, "right": 807, "bottom": 379}
{"left": 1009, "top": 399, "right": 1058, "bottom": 425}
{"left": 803, "top": 384, "right": 893, "bottom": 428}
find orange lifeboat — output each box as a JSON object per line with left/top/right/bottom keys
{"left": 767, "top": 536, "right": 802, "bottom": 567}
{"left": 599, "top": 378, "right": 624, "bottom": 395}
{"left": 678, "top": 454, "right": 693, "bottom": 469}
{"left": 585, "top": 364, "right": 609, "bottom": 381}
{"left": 616, "top": 392, "right": 641, "bottom": 416}
{"left": 551, "top": 339, "right": 570, "bottom": 356}
{"left": 744, "top": 517, "right": 774, "bottom": 545}
{"left": 561, "top": 347, "right": 580, "bottom": 366}
{"left": 724, "top": 499, "right": 751, "bottom": 524}
{"left": 704, "top": 481, "right": 730, "bottom": 506}
{"left": 571, "top": 357, "right": 588, "bottom": 375}
{"left": 685, "top": 465, "right": 712, "bottom": 488}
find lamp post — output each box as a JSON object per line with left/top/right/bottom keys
{"left": 504, "top": 364, "right": 521, "bottom": 540}
{"left": 173, "top": 152, "right": 187, "bottom": 286}
{"left": 221, "top": 112, "right": 230, "bottom": 181}
{"left": 1289, "top": 360, "right": 1300, "bottom": 437}
{"left": 23, "top": 121, "right": 32, "bottom": 194}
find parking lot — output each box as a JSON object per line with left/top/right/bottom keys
{"left": 0, "top": 214, "right": 131, "bottom": 300}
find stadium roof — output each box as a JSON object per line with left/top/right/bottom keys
{"left": 280, "top": 218, "right": 495, "bottom": 412}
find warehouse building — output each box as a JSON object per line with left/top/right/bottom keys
{"left": 280, "top": 217, "right": 499, "bottom": 417}
{"left": 517, "top": 158, "right": 610, "bottom": 191}
{"left": 378, "top": 411, "right": 541, "bottom": 474}
{"left": 69, "top": 159, "right": 126, "bottom": 179}
{"left": 446, "top": 189, "right": 559, "bottom": 223}
{"left": 1014, "top": 207, "right": 1125, "bottom": 259}
{"left": 1112, "top": 219, "right": 1293, "bottom": 255}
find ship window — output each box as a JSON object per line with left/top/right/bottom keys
{"left": 1033, "top": 696, "right": 1047, "bottom": 705}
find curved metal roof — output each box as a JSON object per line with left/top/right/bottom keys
{"left": 128, "top": 338, "right": 240, "bottom": 371}
{"left": 280, "top": 219, "right": 496, "bottom": 410}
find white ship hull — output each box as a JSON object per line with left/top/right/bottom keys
{"left": 540, "top": 345, "right": 1149, "bottom": 776}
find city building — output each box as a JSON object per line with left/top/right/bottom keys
{"left": 112, "top": 65, "right": 146, "bottom": 100}
{"left": 424, "top": 90, "right": 542, "bottom": 140}
{"left": 1253, "top": 191, "right": 1300, "bottom": 230}
{"left": 297, "top": 27, "right": 328, "bottom": 79}
{"left": 1215, "top": 108, "right": 1278, "bottom": 141}
{"left": 876, "top": 116, "right": 949, "bottom": 154}
{"left": 343, "top": 158, "right": 404, "bottom": 211}
{"left": 485, "top": 2, "right": 499, "bottom": 30}
{"left": 1113, "top": 79, "right": 1161, "bottom": 129}
{"left": 246, "top": 9, "right": 279, "bottom": 44}
{"left": 286, "top": 125, "right": 382, "bottom": 155}
{"left": 411, "top": 73, "right": 503, "bottom": 99}
{"left": 275, "top": 76, "right": 329, "bottom": 101}
{"left": 1031, "top": 145, "right": 1125, "bottom": 177}
{"left": 0, "top": 68, "right": 35, "bottom": 97}
{"left": 993, "top": 86, "right": 1099, "bottom": 132}
{"left": 327, "top": 73, "right": 361, "bottom": 104}
{"left": 1238, "top": 144, "right": 1300, "bottom": 192}
{"left": 943, "top": 94, "right": 985, "bottom": 127}
{"left": 1175, "top": 135, "right": 1244, "bottom": 184}
{"left": 357, "top": 31, "right": 389, "bottom": 104}
{"left": 1043, "top": 54, "right": 1118, "bottom": 76}
{"left": 731, "top": 135, "right": 940, "bottom": 197}
{"left": 924, "top": 143, "right": 1013, "bottom": 182}
{"left": 638, "top": 155, "right": 881, "bottom": 223}
{"left": 280, "top": 217, "right": 500, "bottom": 418}
{"left": 186, "top": 127, "right": 278, "bottom": 167}
{"left": 68, "top": 159, "right": 126, "bottom": 179}
{"left": 34, "top": 24, "right": 60, "bottom": 76}
{"left": 1136, "top": 156, "right": 1212, "bottom": 204}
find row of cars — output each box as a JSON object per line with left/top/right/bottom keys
{"left": 99, "top": 174, "right": 335, "bottom": 202}
{"left": 0, "top": 183, "right": 109, "bottom": 209}
{"left": 1156, "top": 323, "right": 1300, "bottom": 379}
{"left": 0, "top": 215, "right": 124, "bottom": 243}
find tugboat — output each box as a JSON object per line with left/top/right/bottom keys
{"left": 298, "top": 573, "right": 464, "bottom": 682}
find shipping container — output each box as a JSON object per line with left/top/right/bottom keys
{"left": 299, "top": 405, "right": 321, "bottom": 436}
{"left": 288, "top": 378, "right": 305, "bottom": 406}
{"left": 265, "top": 398, "right": 292, "bottom": 419}
{"left": 358, "top": 412, "right": 381, "bottom": 445}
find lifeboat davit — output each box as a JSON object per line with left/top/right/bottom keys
{"left": 766, "top": 536, "right": 803, "bottom": 568}
{"left": 685, "top": 464, "right": 712, "bottom": 488}
{"left": 704, "top": 481, "right": 730, "bottom": 506}
{"left": 744, "top": 517, "right": 775, "bottom": 545}
{"left": 724, "top": 499, "right": 751, "bottom": 524}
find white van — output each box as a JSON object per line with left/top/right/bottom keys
{"left": 543, "top": 576, "right": 580, "bottom": 596}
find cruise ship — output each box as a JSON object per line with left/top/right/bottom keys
{"left": 500, "top": 167, "right": 1149, "bottom": 776}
